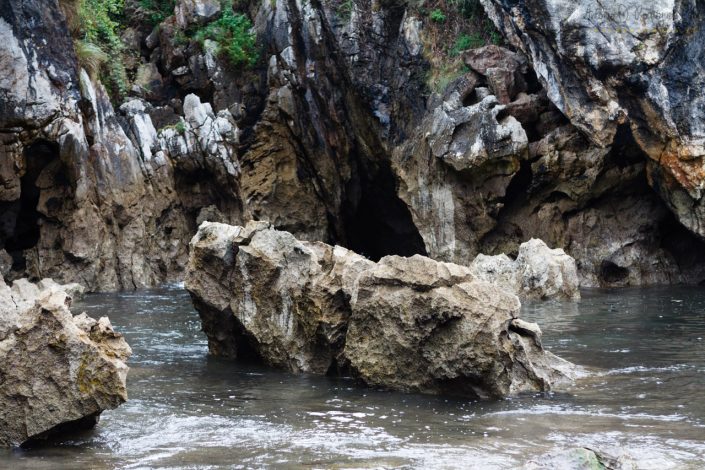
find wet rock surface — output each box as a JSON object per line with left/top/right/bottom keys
{"left": 0, "top": 276, "right": 131, "bottom": 447}
{"left": 523, "top": 447, "right": 637, "bottom": 470}
{"left": 185, "top": 221, "right": 575, "bottom": 398}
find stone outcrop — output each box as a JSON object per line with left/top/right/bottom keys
{"left": 470, "top": 238, "right": 580, "bottom": 300}
{"left": 0, "top": 276, "right": 131, "bottom": 446}
{"left": 481, "top": 0, "right": 705, "bottom": 242}
{"left": 2, "top": 0, "right": 705, "bottom": 293}
{"left": 185, "top": 221, "right": 575, "bottom": 399}
{"left": 393, "top": 43, "right": 705, "bottom": 287}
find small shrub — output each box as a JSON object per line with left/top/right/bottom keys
{"left": 193, "top": 0, "right": 258, "bottom": 68}
{"left": 337, "top": 0, "right": 354, "bottom": 20}
{"left": 75, "top": 40, "right": 109, "bottom": 77}
{"left": 175, "top": 120, "right": 186, "bottom": 134}
{"left": 75, "top": 0, "right": 129, "bottom": 99}
{"left": 450, "top": 33, "right": 484, "bottom": 56}
{"left": 139, "top": 0, "right": 176, "bottom": 25}
{"left": 447, "top": 0, "right": 483, "bottom": 20}
{"left": 429, "top": 8, "right": 446, "bottom": 23}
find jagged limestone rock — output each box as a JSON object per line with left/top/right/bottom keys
{"left": 185, "top": 221, "right": 575, "bottom": 398}
{"left": 0, "top": 276, "right": 131, "bottom": 447}
{"left": 481, "top": 0, "right": 705, "bottom": 240}
{"left": 470, "top": 239, "right": 580, "bottom": 300}
{"left": 344, "top": 254, "right": 575, "bottom": 398}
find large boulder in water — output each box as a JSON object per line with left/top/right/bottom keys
{"left": 185, "top": 221, "right": 575, "bottom": 398}
{"left": 344, "top": 255, "right": 574, "bottom": 398}
{"left": 0, "top": 277, "right": 131, "bottom": 447}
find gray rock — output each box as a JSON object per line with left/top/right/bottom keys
{"left": 175, "top": 0, "right": 222, "bottom": 29}
{"left": 0, "top": 250, "right": 12, "bottom": 277}
{"left": 470, "top": 239, "right": 580, "bottom": 300}
{"left": 0, "top": 276, "right": 131, "bottom": 447}
{"left": 480, "top": 0, "right": 705, "bottom": 240}
{"left": 524, "top": 447, "right": 637, "bottom": 470}
{"left": 345, "top": 254, "right": 575, "bottom": 398}
{"left": 185, "top": 222, "right": 575, "bottom": 398}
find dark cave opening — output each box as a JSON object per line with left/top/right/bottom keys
{"left": 341, "top": 162, "right": 427, "bottom": 261}
{"left": 2, "top": 140, "right": 60, "bottom": 272}
{"left": 600, "top": 261, "right": 630, "bottom": 284}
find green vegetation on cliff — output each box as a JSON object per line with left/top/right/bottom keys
{"left": 416, "top": 0, "right": 502, "bottom": 92}
{"left": 193, "top": 0, "right": 259, "bottom": 68}
{"left": 139, "top": 0, "right": 177, "bottom": 25}
{"left": 61, "top": 0, "right": 128, "bottom": 100}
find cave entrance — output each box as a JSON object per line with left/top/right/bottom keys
{"left": 342, "top": 162, "right": 427, "bottom": 261}
{"left": 2, "top": 140, "right": 60, "bottom": 272}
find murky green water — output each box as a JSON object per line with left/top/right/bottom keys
{"left": 2, "top": 287, "right": 704, "bottom": 469}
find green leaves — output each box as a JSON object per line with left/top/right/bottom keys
{"left": 430, "top": 8, "right": 447, "bottom": 23}
{"left": 76, "top": 0, "right": 128, "bottom": 100}
{"left": 139, "top": 0, "right": 176, "bottom": 26}
{"left": 193, "top": 1, "right": 258, "bottom": 68}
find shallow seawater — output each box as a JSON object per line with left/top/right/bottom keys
{"left": 2, "top": 286, "right": 705, "bottom": 469}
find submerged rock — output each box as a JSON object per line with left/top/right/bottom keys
{"left": 185, "top": 221, "right": 575, "bottom": 398}
{"left": 0, "top": 277, "right": 130, "bottom": 447}
{"left": 524, "top": 447, "right": 637, "bottom": 470}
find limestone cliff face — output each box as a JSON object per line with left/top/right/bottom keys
{"left": 481, "top": 0, "right": 705, "bottom": 247}
{"left": 1, "top": 0, "right": 704, "bottom": 290}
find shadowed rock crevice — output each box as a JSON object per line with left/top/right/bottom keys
{"left": 342, "top": 161, "right": 427, "bottom": 261}
{"left": 1, "top": 140, "right": 67, "bottom": 276}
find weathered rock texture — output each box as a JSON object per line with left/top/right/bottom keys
{"left": 524, "top": 447, "right": 637, "bottom": 470}
{"left": 470, "top": 238, "right": 580, "bottom": 300}
{"left": 481, "top": 0, "right": 705, "bottom": 244}
{"left": 2, "top": 0, "right": 705, "bottom": 292}
{"left": 0, "top": 276, "right": 131, "bottom": 446}
{"left": 185, "top": 221, "right": 574, "bottom": 398}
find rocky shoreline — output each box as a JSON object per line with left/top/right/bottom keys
{"left": 1, "top": 0, "right": 704, "bottom": 462}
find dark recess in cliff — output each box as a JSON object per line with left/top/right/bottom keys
{"left": 342, "top": 161, "right": 427, "bottom": 261}
{"left": 2, "top": 140, "right": 62, "bottom": 273}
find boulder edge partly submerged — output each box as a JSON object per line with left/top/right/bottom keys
{"left": 185, "top": 221, "right": 575, "bottom": 399}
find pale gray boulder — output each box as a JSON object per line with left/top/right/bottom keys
{"left": 470, "top": 238, "right": 581, "bottom": 300}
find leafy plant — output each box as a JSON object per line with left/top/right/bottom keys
{"left": 337, "top": 0, "right": 354, "bottom": 20}
{"left": 75, "top": 39, "right": 109, "bottom": 77}
{"left": 175, "top": 120, "right": 187, "bottom": 134}
{"left": 429, "top": 8, "right": 446, "bottom": 23}
{"left": 139, "top": 0, "right": 176, "bottom": 25}
{"left": 75, "top": 0, "right": 128, "bottom": 99}
{"left": 193, "top": 0, "right": 258, "bottom": 68}
{"left": 447, "top": 0, "right": 483, "bottom": 20}
{"left": 450, "top": 33, "right": 485, "bottom": 56}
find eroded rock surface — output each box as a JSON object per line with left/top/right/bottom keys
{"left": 3, "top": 0, "right": 705, "bottom": 293}
{"left": 0, "top": 276, "right": 131, "bottom": 447}
{"left": 524, "top": 447, "right": 637, "bottom": 470}
{"left": 185, "top": 221, "right": 575, "bottom": 398}
{"left": 470, "top": 239, "right": 580, "bottom": 300}
{"left": 481, "top": 0, "right": 705, "bottom": 241}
